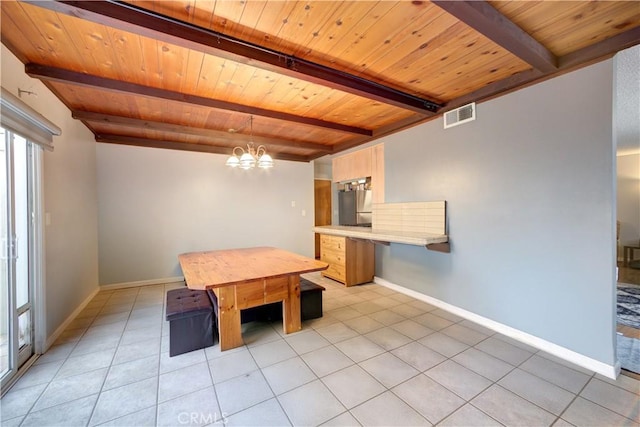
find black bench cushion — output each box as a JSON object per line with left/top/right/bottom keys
{"left": 166, "top": 288, "right": 213, "bottom": 321}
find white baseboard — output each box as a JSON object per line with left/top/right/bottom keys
{"left": 374, "top": 276, "right": 618, "bottom": 380}
{"left": 100, "top": 276, "right": 185, "bottom": 291}
{"left": 44, "top": 287, "right": 100, "bottom": 351}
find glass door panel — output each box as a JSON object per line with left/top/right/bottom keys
{"left": 13, "top": 135, "right": 32, "bottom": 366}
{"left": 0, "top": 127, "right": 9, "bottom": 381}
{"left": 18, "top": 311, "right": 31, "bottom": 349}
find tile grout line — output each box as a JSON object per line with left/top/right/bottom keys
{"left": 555, "top": 371, "right": 597, "bottom": 425}
{"left": 18, "top": 292, "right": 112, "bottom": 424}
{"left": 8, "top": 275, "right": 639, "bottom": 426}
{"left": 224, "top": 324, "right": 282, "bottom": 425}
{"left": 572, "top": 374, "right": 639, "bottom": 424}
{"left": 301, "top": 277, "right": 638, "bottom": 426}
{"left": 242, "top": 334, "right": 295, "bottom": 426}
{"left": 15, "top": 289, "right": 112, "bottom": 424}
{"left": 320, "top": 283, "right": 482, "bottom": 422}
{"left": 86, "top": 287, "right": 141, "bottom": 426}
{"left": 320, "top": 281, "right": 549, "bottom": 425}
{"left": 151, "top": 284, "right": 170, "bottom": 427}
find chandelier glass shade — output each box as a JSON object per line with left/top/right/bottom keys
{"left": 225, "top": 116, "right": 274, "bottom": 170}
{"left": 226, "top": 144, "right": 274, "bottom": 170}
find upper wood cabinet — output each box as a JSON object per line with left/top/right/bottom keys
{"left": 332, "top": 143, "right": 384, "bottom": 202}
{"left": 331, "top": 155, "right": 350, "bottom": 183}
{"left": 332, "top": 149, "right": 372, "bottom": 183}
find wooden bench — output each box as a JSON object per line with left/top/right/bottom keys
{"left": 207, "top": 278, "right": 325, "bottom": 324}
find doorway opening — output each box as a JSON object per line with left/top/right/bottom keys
{"left": 314, "top": 179, "right": 332, "bottom": 259}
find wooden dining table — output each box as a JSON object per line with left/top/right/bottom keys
{"left": 178, "top": 246, "right": 328, "bottom": 351}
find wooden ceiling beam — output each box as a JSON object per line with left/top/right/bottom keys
{"left": 330, "top": 114, "right": 427, "bottom": 155}
{"left": 446, "top": 27, "right": 640, "bottom": 111}
{"left": 95, "top": 134, "right": 309, "bottom": 162}
{"left": 559, "top": 25, "right": 640, "bottom": 69}
{"left": 432, "top": 1, "right": 558, "bottom": 73}
{"left": 73, "top": 110, "right": 333, "bottom": 153}
{"left": 27, "top": 0, "right": 442, "bottom": 115}
{"left": 25, "top": 63, "right": 371, "bottom": 136}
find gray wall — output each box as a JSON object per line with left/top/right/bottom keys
{"left": 2, "top": 45, "right": 100, "bottom": 338}
{"left": 97, "top": 144, "right": 315, "bottom": 285}
{"left": 377, "top": 60, "right": 617, "bottom": 365}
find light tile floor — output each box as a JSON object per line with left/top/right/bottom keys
{"left": 1, "top": 273, "right": 639, "bottom": 426}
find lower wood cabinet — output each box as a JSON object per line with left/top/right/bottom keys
{"left": 320, "top": 234, "right": 374, "bottom": 287}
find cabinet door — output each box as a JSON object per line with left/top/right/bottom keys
{"left": 351, "top": 148, "right": 372, "bottom": 179}
{"left": 320, "top": 235, "right": 347, "bottom": 283}
{"left": 332, "top": 148, "right": 372, "bottom": 182}
{"left": 332, "top": 155, "right": 349, "bottom": 183}
{"left": 371, "top": 144, "right": 384, "bottom": 203}
{"left": 320, "top": 234, "right": 345, "bottom": 252}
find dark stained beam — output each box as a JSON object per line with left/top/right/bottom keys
{"left": 444, "top": 68, "right": 544, "bottom": 111}
{"left": 450, "top": 27, "right": 640, "bottom": 112}
{"left": 73, "top": 110, "right": 333, "bottom": 153}
{"left": 25, "top": 63, "right": 371, "bottom": 136}
{"left": 445, "top": 27, "right": 640, "bottom": 111}
{"left": 432, "top": 1, "right": 558, "bottom": 73}
{"left": 327, "top": 27, "right": 640, "bottom": 158}
{"left": 329, "top": 113, "right": 427, "bottom": 155}
{"left": 559, "top": 26, "right": 640, "bottom": 69}
{"left": 95, "top": 134, "right": 309, "bottom": 162}
{"left": 27, "top": 0, "right": 442, "bottom": 114}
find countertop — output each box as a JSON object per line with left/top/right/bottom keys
{"left": 313, "top": 225, "right": 448, "bottom": 247}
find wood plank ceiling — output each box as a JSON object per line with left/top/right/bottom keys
{"left": 2, "top": 1, "right": 639, "bottom": 162}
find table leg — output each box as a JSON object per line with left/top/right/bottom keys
{"left": 217, "top": 286, "right": 243, "bottom": 351}
{"left": 624, "top": 247, "right": 629, "bottom": 266}
{"left": 282, "top": 274, "right": 302, "bottom": 334}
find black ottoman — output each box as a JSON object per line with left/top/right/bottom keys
{"left": 166, "top": 288, "right": 215, "bottom": 357}
{"left": 300, "top": 279, "right": 325, "bottom": 320}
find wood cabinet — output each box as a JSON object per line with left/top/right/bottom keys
{"left": 332, "top": 148, "right": 372, "bottom": 183}
{"left": 332, "top": 143, "right": 384, "bottom": 203}
{"left": 332, "top": 155, "right": 350, "bottom": 183}
{"left": 320, "top": 234, "right": 374, "bottom": 287}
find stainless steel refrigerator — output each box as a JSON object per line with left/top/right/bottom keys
{"left": 338, "top": 190, "right": 372, "bottom": 226}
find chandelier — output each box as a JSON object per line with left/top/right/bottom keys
{"left": 225, "top": 116, "right": 274, "bottom": 170}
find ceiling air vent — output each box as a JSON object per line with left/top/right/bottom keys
{"left": 444, "top": 102, "right": 476, "bottom": 129}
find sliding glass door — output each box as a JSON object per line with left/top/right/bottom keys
{"left": 0, "top": 127, "right": 9, "bottom": 382}
{"left": 0, "top": 126, "right": 37, "bottom": 390}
